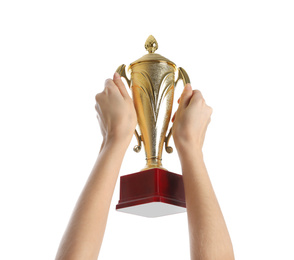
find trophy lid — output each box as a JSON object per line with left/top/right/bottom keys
{"left": 129, "top": 35, "right": 176, "bottom": 68}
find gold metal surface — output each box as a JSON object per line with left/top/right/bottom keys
{"left": 130, "top": 35, "right": 175, "bottom": 67}
{"left": 116, "top": 35, "right": 190, "bottom": 170}
{"left": 145, "top": 35, "right": 158, "bottom": 53}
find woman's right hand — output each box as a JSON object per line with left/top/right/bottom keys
{"left": 172, "top": 84, "right": 213, "bottom": 156}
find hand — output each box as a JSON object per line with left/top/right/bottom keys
{"left": 95, "top": 72, "right": 137, "bottom": 144}
{"left": 172, "top": 83, "right": 213, "bottom": 154}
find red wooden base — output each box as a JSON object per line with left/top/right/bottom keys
{"left": 116, "top": 168, "right": 186, "bottom": 217}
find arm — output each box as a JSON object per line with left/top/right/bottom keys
{"left": 55, "top": 72, "right": 137, "bottom": 260}
{"left": 172, "top": 84, "right": 234, "bottom": 260}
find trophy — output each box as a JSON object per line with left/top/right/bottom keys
{"left": 115, "top": 35, "right": 190, "bottom": 217}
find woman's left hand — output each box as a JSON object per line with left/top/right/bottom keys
{"left": 95, "top": 72, "right": 137, "bottom": 144}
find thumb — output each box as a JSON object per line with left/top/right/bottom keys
{"left": 113, "top": 72, "right": 130, "bottom": 99}
{"left": 178, "top": 83, "right": 193, "bottom": 109}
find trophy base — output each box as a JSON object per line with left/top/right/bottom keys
{"left": 116, "top": 168, "right": 186, "bottom": 218}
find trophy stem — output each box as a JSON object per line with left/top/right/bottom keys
{"left": 141, "top": 157, "right": 167, "bottom": 171}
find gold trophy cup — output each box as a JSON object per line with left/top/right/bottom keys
{"left": 115, "top": 35, "right": 190, "bottom": 217}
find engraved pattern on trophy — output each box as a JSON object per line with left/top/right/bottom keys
{"left": 131, "top": 62, "right": 174, "bottom": 169}
{"left": 132, "top": 71, "right": 174, "bottom": 129}
{"left": 131, "top": 63, "right": 175, "bottom": 170}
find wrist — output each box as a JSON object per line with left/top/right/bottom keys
{"left": 175, "top": 143, "right": 203, "bottom": 162}
{"left": 102, "top": 134, "right": 132, "bottom": 152}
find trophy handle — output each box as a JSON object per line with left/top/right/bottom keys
{"left": 116, "top": 64, "right": 142, "bottom": 153}
{"left": 164, "top": 67, "right": 190, "bottom": 153}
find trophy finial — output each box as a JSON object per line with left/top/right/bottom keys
{"left": 145, "top": 35, "right": 158, "bottom": 53}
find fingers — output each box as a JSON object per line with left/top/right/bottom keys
{"left": 178, "top": 83, "right": 193, "bottom": 109}
{"left": 176, "top": 85, "right": 209, "bottom": 112}
{"left": 190, "top": 89, "right": 204, "bottom": 103}
{"left": 190, "top": 90, "right": 213, "bottom": 116}
{"left": 94, "top": 103, "right": 100, "bottom": 113}
{"left": 113, "top": 72, "right": 130, "bottom": 98}
{"left": 98, "top": 73, "right": 130, "bottom": 99}
{"left": 95, "top": 73, "right": 127, "bottom": 103}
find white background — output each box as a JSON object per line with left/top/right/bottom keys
{"left": 0, "top": 0, "right": 293, "bottom": 259}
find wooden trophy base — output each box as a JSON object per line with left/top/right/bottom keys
{"left": 116, "top": 168, "right": 186, "bottom": 218}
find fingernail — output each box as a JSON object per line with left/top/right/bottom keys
{"left": 114, "top": 72, "right": 120, "bottom": 79}
{"left": 185, "top": 83, "right": 192, "bottom": 91}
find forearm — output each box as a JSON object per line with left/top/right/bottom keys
{"left": 179, "top": 148, "right": 234, "bottom": 260}
{"left": 55, "top": 137, "right": 129, "bottom": 260}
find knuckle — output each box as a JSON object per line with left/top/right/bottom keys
{"left": 95, "top": 91, "right": 106, "bottom": 101}
{"left": 104, "top": 78, "right": 112, "bottom": 85}
{"left": 193, "top": 89, "right": 202, "bottom": 97}
{"left": 196, "top": 97, "right": 205, "bottom": 106}
{"left": 95, "top": 93, "right": 101, "bottom": 102}
{"left": 192, "top": 90, "right": 205, "bottom": 102}
{"left": 105, "top": 79, "right": 116, "bottom": 90}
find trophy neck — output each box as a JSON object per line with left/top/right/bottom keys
{"left": 141, "top": 157, "right": 166, "bottom": 171}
